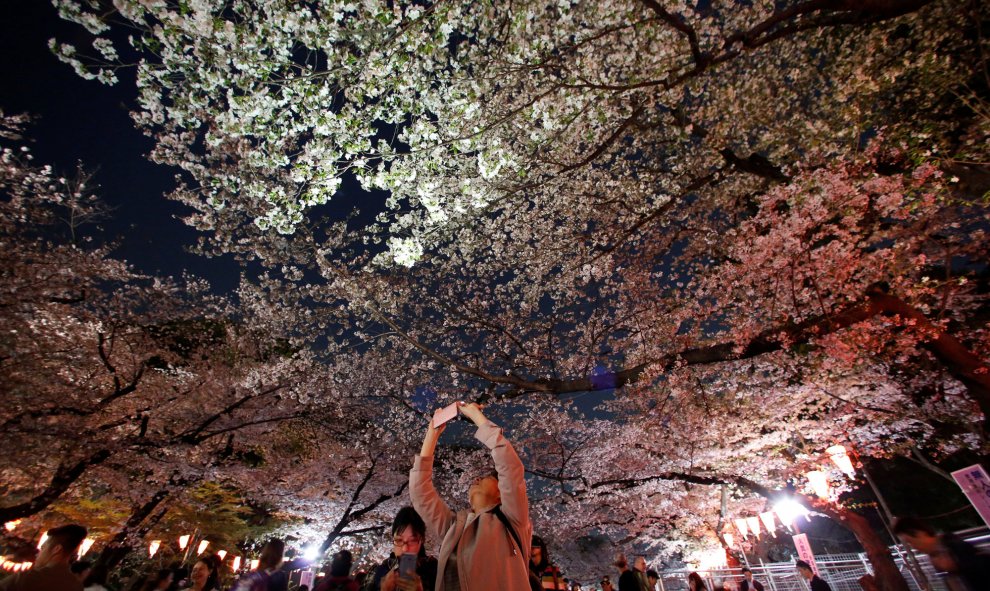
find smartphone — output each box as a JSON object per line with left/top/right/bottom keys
{"left": 432, "top": 402, "right": 460, "bottom": 428}
{"left": 398, "top": 552, "right": 417, "bottom": 578}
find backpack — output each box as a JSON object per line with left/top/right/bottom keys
{"left": 490, "top": 506, "right": 543, "bottom": 591}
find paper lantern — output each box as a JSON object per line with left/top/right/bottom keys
{"left": 149, "top": 540, "right": 161, "bottom": 558}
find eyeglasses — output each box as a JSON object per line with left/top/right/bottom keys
{"left": 393, "top": 536, "right": 423, "bottom": 550}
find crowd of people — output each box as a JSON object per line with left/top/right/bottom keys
{"left": 2, "top": 404, "right": 988, "bottom": 591}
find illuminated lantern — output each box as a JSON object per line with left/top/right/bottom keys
{"left": 806, "top": 470, "right": 831, "bottom": 498}
{"left": 197, "top": 540, "right": 210, "bottom": 555}
{"left": 4, "top": 520, "right": 21, "bottom": 532}
{"left": 217, "top": 550, "right": 227, "bottom": 561}
{"left": 746, "top": 516, "right": 762, "bottom": 538}
{"left": 759, "top": 512, "right": 777, "bottom": 537}
{"left": 734, "top": 518, "right": 749, "bottom": 538}
{"left": 724, "top": 533, "right": 735, "bottom": 548}
{"left": 827, "top": 445, "right": 856, "bottom": 477}
{"left": 78, "top": 538, "right": 95, "bottom": 558}
{"left": 251, "top": 559, "right": 260, "bottom": 570}
{"left": 37, "top": 533, "right": 49, "bottom": 550}
{"left": 178, "top": 535, "right": 191, "bottom": 550}
{"left": 773, "top": 499, "right": 810, "bottom": 528}
{"left": 149, "top": 541, "right": 161, "bottom": 558}
{"left": 232, "top": 556, "right": 242, "bottom": 571}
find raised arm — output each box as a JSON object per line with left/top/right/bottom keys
{"left": 409, "top": 419, "right": 454, "bottom": 539}
{"left": 460, "top": 404, "right": 530, "bottom": 539}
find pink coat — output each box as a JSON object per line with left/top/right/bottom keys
{"left": 410, "top": 421, "right": 532, "bottom": 591}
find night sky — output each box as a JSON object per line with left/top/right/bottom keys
{"left": 2, "top": 1, "right": 241, "bottom": 293}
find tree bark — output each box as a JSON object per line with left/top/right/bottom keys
{"left": 91, "top": 489, "right": 172, "bottom": 572}
{"left": 813, "top": 501, "right": 910, "bottom": 591}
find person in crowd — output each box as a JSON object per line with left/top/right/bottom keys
{"left": 83, "top": 563, "right": 111, "bottom": 591}
{"left": 686, "top": 572, "right": 708, "bottom": 591}
{"left": 314, "top": 550, "right": 359, "bottom": 591}
{"left": 893, "top": 516, "right": 990, "bottom": 591}
{"left": 646, "top": 570, "right": 659, "bottom": 591}
{"left": 364, "top": 506, "right": 438, "bottom": 591}
{"left": 0, "top": 523, "right": 88, "bottom": 591}
{"left": 718, "top": 580, "right": 734, "bottom": 591}
{"left": 299, "top": 587, "right": 309, "bottom": 591}
{"left": 139, "top": 569, "right": 175, "bottom": 591}
{"left": 613, "top": 554, "right": 638, "bottom": 591}
{"left": 72, "top": 560, "right": 94, "bottom": 583}
{"left": 600, "top": 576, "right": 614, "bottom": 591}
{"left": 794, "top": 560, "right": 831, "bottom": 591}
{"left": 529, "top": 536, "right": 564, "bottom": 590}
{"left": 411, "top": 401, "right": 532, "bottom": 591}
{"left": 231, "top": 539, "right": 285, "bottom": 591}
{"left": 632, "top": 557, "right": 650, "bottom": 591}
{"left": 183, "top": 555, "right": 220, "bottom": 591}
{"left": 738, "top": 568, "right": 763, "bottom": 591}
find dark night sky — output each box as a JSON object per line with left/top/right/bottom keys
{"left": 2, "top": 1, "right": 241, "bottom": 293}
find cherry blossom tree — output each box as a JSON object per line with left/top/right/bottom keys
{"left": 47, "top": 2, "right": 990, "bottom": 589}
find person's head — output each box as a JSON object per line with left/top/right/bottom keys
{"left": 468, "top": 470, "right": 500, "bottom": 512}
{"left": 633, "top": 556, "right": 647, "bottom": 572}
{"left": 687, "top": 572, "right": 706, "bottom": 591}
{"left": 600, "top": 575, "right": 614, "bottom": 591}
{"left": 647, "top": 570, "right": 659, "bottom": 587}
{"left": 258, "top": 539, "right": 285, "bottom": 571}
{"left": 570, "top": 583, "right": 581, "bottom": 591}
{"left": 191, "top": 555, "right": 219, "bottom": 589}
{"left": 741, "top": 567, "right": 752, "bottom": 581}
{"left": 141, "top": 568, "right": 174, "bottom": 591}
{"left": 35, "top": 524, "right": 87, "bottom": 568}
{"left": 613, "top": 553, "right": 628, "bottom": 570}
{"left": 71, "top": 560, "right": 93, "bottom": 581}
{"left": 392, "top": 506, "right": 426, "bottom": 558}
{"left": 530, "top": 535, "right": 549, "bottom": 569}
{"left": 892, "top": 517, "right": 939, "bottom": 553}
{"left": 721, "top": 580, "right": 733, "bottom": 591}
{"left": 330, "top": 549, "right": 353, "bottom": 577}
{"left": 299, "top": 586, "right": 309, "bottom": 591}
{"left": 794, "top": 560, "right": 814, "bottom": 580}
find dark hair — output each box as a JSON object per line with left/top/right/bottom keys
{"left": 299, "top": 586, "right": 309, "bottom": 591}
{"left": 530, "top": 535, "right": 549, "bottom": 570}
{"left": 795, "top": 560, "right": 812, "bottom": 571}
{"left": 687, "top": 572, "right": 708, "bottom": 591}
{"left": 46, "top": 524, "right": 88, "bottom": 557}
{"left": 647, "top": 570, "right": 659, "bottom": 579}
{"left": 196, "top": 555, "right": 221, "bottom": 590}
{"left": 140, "top": 568, "right": 174, "bottom": 591}
{"left": 741, "top": 568, "right": 751, "bottom": 574}
{"left": 71, "top": 560, "right": 93, "bottom": 574}
{"left": 258, "top": 539, "right": 285, "bottom": 571}
{"left": 392, "top": 506, "right": 427, "bottom": 540}
{"left": 892, "top": 516, "right": 936, "bottom": 537}
{"left": 330, "top": 549, "right": 353, "bottom": 577}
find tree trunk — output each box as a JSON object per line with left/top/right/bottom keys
{"left": 92, "top": 489, "right": 171, "bottom": 572}
{"left": 814, "top": 501, "right": 909, "bottom": 591}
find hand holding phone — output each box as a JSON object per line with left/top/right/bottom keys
{"left": 432, "top": 402, "right": 461, "bottom": 428}
{"left": 398, "top": 552, "right": 417, "bottom": 579}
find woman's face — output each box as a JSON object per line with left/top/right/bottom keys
{"left": 530, "top": 545, "right": 543, "bottom": 565}
{"left": 392, "top": 525, "right": 423, "bottom": 556}
{"left": 191, "top": 560, "right": 210, "bottom": 586}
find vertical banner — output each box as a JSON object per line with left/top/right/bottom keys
{"left": 300, "top": 571, "right": 315, "bottom": 588}
{"left": 792, "top": 533, "right": 819, "bottom": 576}
{"left": 951, "top": 464, "right": 990, "bottom": 527}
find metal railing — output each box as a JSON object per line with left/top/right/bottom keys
{"left": 654, "top": 527, "right": 990, "bottom": 591}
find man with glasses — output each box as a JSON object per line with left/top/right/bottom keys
{"left": 364, "top": 507, "right": 438, "bottom": 591}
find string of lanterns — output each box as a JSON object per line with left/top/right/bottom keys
{"left": 728, "top": 444, "right": 858, "bottom": 544}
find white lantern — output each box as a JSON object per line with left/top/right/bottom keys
{"left": 178, "top": 534, "right": 191, "bottom": 550}
{"left": 232, "top": 556, "right": 241, "bottom": 571}
{"left": 734, "top": 518, "right": 749, "bottom": 538}
{"left": 77, "top": 538, "right": 95, "bottom": 558}
{"left": 806, "top": 470, "right": 831, "bottom": 498}
{"left": 746, "top": 516, "right": 762, "bottom": 538}
{"left": 827, "top": 445, "right": 856, "bottom": 477}
{"left": 197, "top": 540, "right": 210, "bottom": 555}
{"left": 149, "top": 540, "right": 161, "bottom": 558}
{"left": 217, "top": 550, "right": 227, "bottom": 561}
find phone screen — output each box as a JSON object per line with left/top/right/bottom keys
{"left": 399, "top": 552, "right": 417, "bottom": 578}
